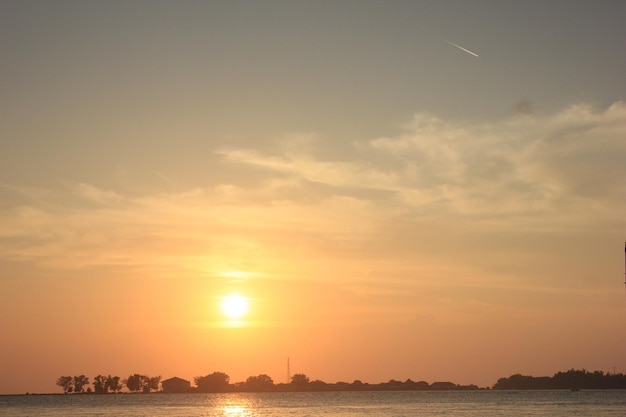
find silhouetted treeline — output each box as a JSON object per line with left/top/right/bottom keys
{"left": 190, "top": 372, "right": 480, "bottom": 393}
{"left": 493, "top": 369, "right": 626, "bottom": 390}
{"left": 57, "top": 368, "right": 626, "bottom": 394}
{"left": 56, "top": 374, "right": 161, "bottom": 394}
{"left": 57, "top": 371, "right": 478, "bottom": 394}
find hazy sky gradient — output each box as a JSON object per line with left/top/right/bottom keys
{"left": 1, "top": 0, "right": 625, "bottom": 394}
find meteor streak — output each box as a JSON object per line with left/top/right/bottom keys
{"left": 444, "top": 39, "right": 479, "bottom": 57}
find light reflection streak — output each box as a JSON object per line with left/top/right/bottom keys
{"left": 212, "top": 395, "right": 256, "bottom": 417}
{"left": 222, "top": 405, "right": 247, "bottom": 416}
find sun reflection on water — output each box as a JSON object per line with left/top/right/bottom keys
{"left": 222, "top": 405, "right": 248, "bottom": 416}
{"left": 213, "top": 396, "right": 255, "bottom": 417}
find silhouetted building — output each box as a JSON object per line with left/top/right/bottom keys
{"left": 162, "top": 377, "right": 191, "bottom": 393}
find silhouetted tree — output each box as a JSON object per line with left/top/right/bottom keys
{"left": 106, "top": 375, "right": 123, "bottom": 393}
{"left": 146, "top": 376, "right": 161, "bottom": 393}
{"left": 56, "top": 376, "right": 73, "bottom": 394}
{"left": 93, "top": 375, "right": 109, "bottom": 394}
{"left": 350, "top": 380, "right": 367, "bottom": 391}
{"left": 334, "top": 381, "right": 350, "bottom": 391}
{"left": 195, "top": 372, "right": 230, "bottom": 392}
{"left": 290, "top": 373, "right": 310, "bottom": 390}
{"left": 381, "top": 379, "right": 404, "bottom": 391}
{"left": 244, "top": 374, "right": 274, "bottom": 391}
{"left": 121, "top": 374, "right": 160, "bottom": 393}
{"left": 73, "top": 375, "right": 89, "bottom": 393}
{"left": 123, "top": 374, "right": 146, "bottom": 393}
{"left": 309, "top": 379, "right": 328, "bottom": 390}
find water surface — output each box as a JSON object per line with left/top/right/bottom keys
{"left": 2, "top": 390, "right": 625, "bottom": 416}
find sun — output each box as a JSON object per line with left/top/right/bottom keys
{"left": 219, "top": 294, "right": 250, "bottom": 320}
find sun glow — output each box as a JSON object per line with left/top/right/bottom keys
{"left": 220, "top": 294, "right": 250, "bottom": 320}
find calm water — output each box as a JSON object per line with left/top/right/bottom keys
{"left": 1, "top": 390, "right": 625, "bottom": 416}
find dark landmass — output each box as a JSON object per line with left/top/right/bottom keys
{"left": 493, "top": 369, "right": 626, "bottom": 390}
{"left": 49, "top": 368, "right": 626, "bottom": 395}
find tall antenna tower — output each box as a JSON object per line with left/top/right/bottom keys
{"left": 287, "top": 357, "right": 291, "bottom": 383}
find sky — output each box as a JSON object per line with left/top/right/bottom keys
{"left": 1, "top": 0, "right": 625, "bottom": 394}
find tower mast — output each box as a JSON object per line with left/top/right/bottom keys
{"left": 287, "top": 357, "right": 291, "bottom": 384}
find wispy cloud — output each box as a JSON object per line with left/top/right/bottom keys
{"left": 0, "top": 102, "right": 624, "bottom": 293}
{"left": 75, "top": 182, "right": 125, "bottom": 204}
{"left": 220, "top": 102, "right": 626, "bottom": 223}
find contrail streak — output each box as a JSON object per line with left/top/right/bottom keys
{"left": 444, "top": 39, "right": 479, "bottom": 57}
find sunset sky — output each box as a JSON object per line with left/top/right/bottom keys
{"left": 1, "top": 1, "right": 625, "bottom": 394}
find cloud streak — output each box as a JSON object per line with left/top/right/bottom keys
{"left": 444, "top": 39, "right": 479, "bottom": 57}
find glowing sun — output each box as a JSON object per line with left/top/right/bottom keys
{"left": 219, "top": 294, "right": 250, "bottom": 320}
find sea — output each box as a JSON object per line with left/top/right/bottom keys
{"left": 1, "top": 390, "right": 625, "bottom": 416}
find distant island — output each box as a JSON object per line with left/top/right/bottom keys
{"left": 53, "top": 369, "right": 626, "bottom": 394}
{"left": 493, "top": 369, "right": 626, "bottom": 390}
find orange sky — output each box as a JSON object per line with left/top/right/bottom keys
{"left": 1, "top": 1, "right": 625, "bottom": 394}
